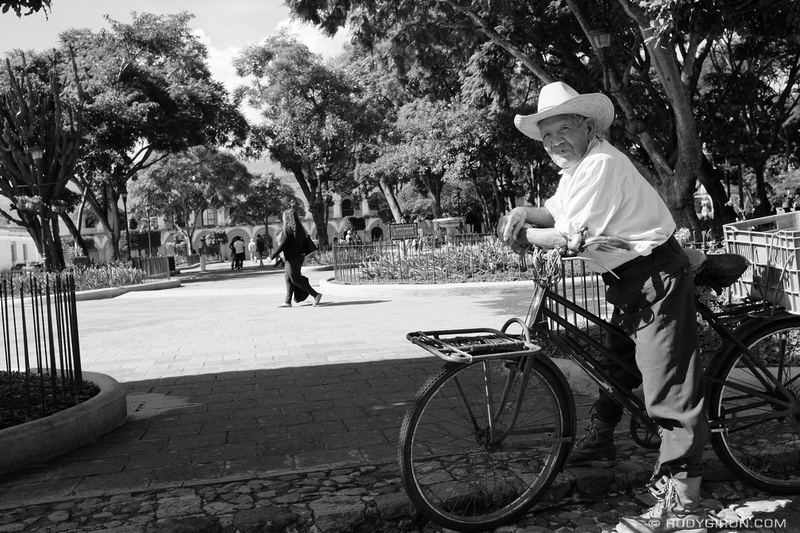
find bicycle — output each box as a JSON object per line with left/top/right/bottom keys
{"left": 398, "top": 239, "right": 800, "bottom": 532}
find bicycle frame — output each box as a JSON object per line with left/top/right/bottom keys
{"left": 525, "top": 284, "right": 660, "bottom": 437}
{"left": 697, "top": 299, "right": 800, "bottom": 426}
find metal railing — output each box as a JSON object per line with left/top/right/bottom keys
{"left": 1, "top": 272, "right": 86, "bottom": 429}
{"left": 131, "top": 256, "right": 171, "bottom": 282}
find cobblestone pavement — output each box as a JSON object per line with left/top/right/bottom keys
{"left": 2, "top": 435, "right": 799, "bottom": 532}
{"left": 1, "top": 262, "right": 799, "bottom": 532}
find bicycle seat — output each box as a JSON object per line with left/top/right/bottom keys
{"left": 693, "top": 253, "right": 750, "bottom": 293}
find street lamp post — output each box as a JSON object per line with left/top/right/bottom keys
{"left": 145, "top": 204, "right": 153, "bottom": 257}
{"left": 121, "top": 189, "right": 131, "bottom": 260}
{"left": 30, "top": 145, "right": 47, "bottom": 270}
{"left": 588, "top": 30, "right": 612, "bottom": 142}
{"left": 588, "top": 30, "right": 612, "bottom": 94}
{"left": 314, "top": 164, "right": 330, "bottom": 246}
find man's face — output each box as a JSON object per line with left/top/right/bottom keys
{"left": 538, "top": 114, "right": 594, "bottom": 168}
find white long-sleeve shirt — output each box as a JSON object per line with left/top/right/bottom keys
{"left": 544, "top": 139, "right": 675, "bottom": 271}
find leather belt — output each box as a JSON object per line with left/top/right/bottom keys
{"left": 602, "top": 236, "right": 684, "bottom": 285}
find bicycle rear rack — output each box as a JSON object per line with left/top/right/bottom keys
{"left": 407, "top": 328, "right": 541, "bottom": 363}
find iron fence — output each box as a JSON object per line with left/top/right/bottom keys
{"left": 1, "top": 271, "right": 87, "bottom": 429}
{"left": 131, "top": 256, "right": 171, "bottom": 282}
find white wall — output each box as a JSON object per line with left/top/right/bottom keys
{"left": 0, "top": 227, "right": 42, "bottom": 270}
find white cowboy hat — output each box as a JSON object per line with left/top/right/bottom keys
{"left": 514, "top": 81, "right": 614, "bottom": 141}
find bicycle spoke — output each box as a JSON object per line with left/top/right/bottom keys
{"left": 710, "top": 319, "right": 800, "bottom": 492}
{"left": 400, "top": 358, "right": 573, "bottom": 530}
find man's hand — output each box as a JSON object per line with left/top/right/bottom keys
{"left": 498, "top": 213, "right": 534, "bottom": 255}
{"left": 498, "top": 207, "right": 530, "bottom": 244}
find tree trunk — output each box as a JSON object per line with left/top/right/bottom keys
{"left": 378, "top": 177, "right": 404, "bottom": 222}
{"left": 310, "top": 202, "right": 327, "bottom": 247}
{"left": 60, "top": 213, "right": 90, "bottom": 258}
{"left": 291, "top": 166, "right": 329, "bottom": 248}
{"left": 48, "top": 215, "right": 65, "bottom": 270}
{"left": 752, "top": 163, "right": 772, "bottom": 217}
{"left": 699, "top": 155, "right": 737, "bottom": 224}
{"left": 470, "top": 174, "right": 495, "bottom": 234}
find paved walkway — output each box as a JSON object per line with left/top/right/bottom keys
{"left": 1, "top": 260, "right": 799, "bottom": 532}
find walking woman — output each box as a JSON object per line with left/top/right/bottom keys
{"left": 270, "top": 209, "right": 323, "bottom": 308}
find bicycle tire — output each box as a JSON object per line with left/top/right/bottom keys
{"left": 398, "top": 356, "right": 574, "bottom": 532}
{"left": 708, "top": 316, "right": 800, "bottom": 493}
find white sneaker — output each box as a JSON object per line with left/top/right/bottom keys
{"left": 616, "top": 476, "right": 706, "bottom": 533}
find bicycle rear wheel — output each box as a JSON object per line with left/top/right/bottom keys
{"left": 708, "top": 317, "right": 800, "bottom": 493}
{"left": 398, "top": 356, "right": 573, "bottom": 532}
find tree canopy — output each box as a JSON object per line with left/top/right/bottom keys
{"left": 287, "top": 0, "right": 800, "bottom": 229}
{"left": 0, "top": 0, "right": 49, "bottom": 17}
{"left": 0, "top": 11, "right": 250, "bottom": 261}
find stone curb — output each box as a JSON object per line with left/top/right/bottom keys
{"left": 320, "top": 276, "right": 532, "bottom": 298}
{"left": 0, "top": 371, "right": 127, "bottom": 476}
{"left": 74, "top": 279, "right": 181, "bottom": 301}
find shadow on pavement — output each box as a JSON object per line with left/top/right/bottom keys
{"left": 308, "top": 300, "right": 390, "bottom": 307}
{"left": 176, "top": 266, "right": 284, "bottom": 284}
{"left": 0, "top": 358, "right": 442, "bottom": 503}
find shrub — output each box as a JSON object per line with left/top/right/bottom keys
{"left": 71, "top": 261, "right": 145, "bottom": 291}
{"left": 352, "top": 237, "right": 532, "bottom": 284}
{"left": 343, "top": 216, "right": 366, "bottom": 232}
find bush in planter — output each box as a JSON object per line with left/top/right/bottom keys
{"left": 343, "top": 216, "right": 366, "bottom": 232}
{"left": 204, "top": 229, "right": 229, "bottom": 245}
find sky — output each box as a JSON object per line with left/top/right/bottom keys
{"left": 0, "top": 0, "right": 348, "bottom": 96}
{"left": 0, "top": 1, "right": 348, "bottom": 173}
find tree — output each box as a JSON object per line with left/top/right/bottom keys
{"left": 129, "top": 145, "right": 254, "bottom": 254}
{"left": 50, "top": 12, "right": 248, "bottom": 261}
{"left": 0, "top": 0, "right": 49, "bottom": 16}
{"left": 234, "top": 31, "right": 370, "bottom": 247}
{"left": 699, "top": 30, "right": 800, "bottom": 216}
{"left": 228, "top": 173, "right": 303, "bottom": 233}
{"left": 289, "top": 0, "right": 800, "bottom": 229}
{"left": 0, "top": 52, "right": 84, "bottom": 270}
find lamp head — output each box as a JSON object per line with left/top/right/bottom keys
{"left": 30, "top": 145, "right": 43, "bottom": 161}
{"left": 588, "top": 30, "right": 611, "bottom": 49}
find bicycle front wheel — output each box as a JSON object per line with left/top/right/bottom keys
{"left": 399, "top": 357, "right": 573, "bottom": 532}
{"left": 708, "top": 316, "right": 800, "bottom": 493}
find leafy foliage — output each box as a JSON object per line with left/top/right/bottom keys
{"left": 228, "top": 173, "right": 302, "bottom": 227}
{"left": 288, "top": 0, "right": 800, "bottom": 229}
{"left": 234, "top": 31, "right": 377, "bottom": 246}
{"left": 131, "top": 145, "right": 254, "bottom": 251}
{"left": 0, "top": 0, "right": 49, "bottom": 17}
{"left": 51, "top": 12, "right": 247, "bottom": 261}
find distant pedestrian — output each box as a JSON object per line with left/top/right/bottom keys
{"left": 198, "top": 237, "right": 208, "bottom": 272}
{"left": 248, "top": 238, "right": 258, "bottom": 264}
{"left": 255, "top": 235, "right": 265, "bottom": 266}
{"left": 270, "top": 209, "right": 322, "bottom": 307}
{"left": 232, "top": 237, "right": 246, "bottom": 270}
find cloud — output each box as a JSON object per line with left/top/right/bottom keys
{"left": 194, "top": 21, "right": 349, "bottom": 123}
{"left": 277, "top": 19, "right": 349, "bottom": 59}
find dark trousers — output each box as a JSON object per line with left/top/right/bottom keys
{"left": 284, "top": 256, "right": 318, "bottom": 304}
{"left": 598, "top": 237, "right": 709, "bottom": 479}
